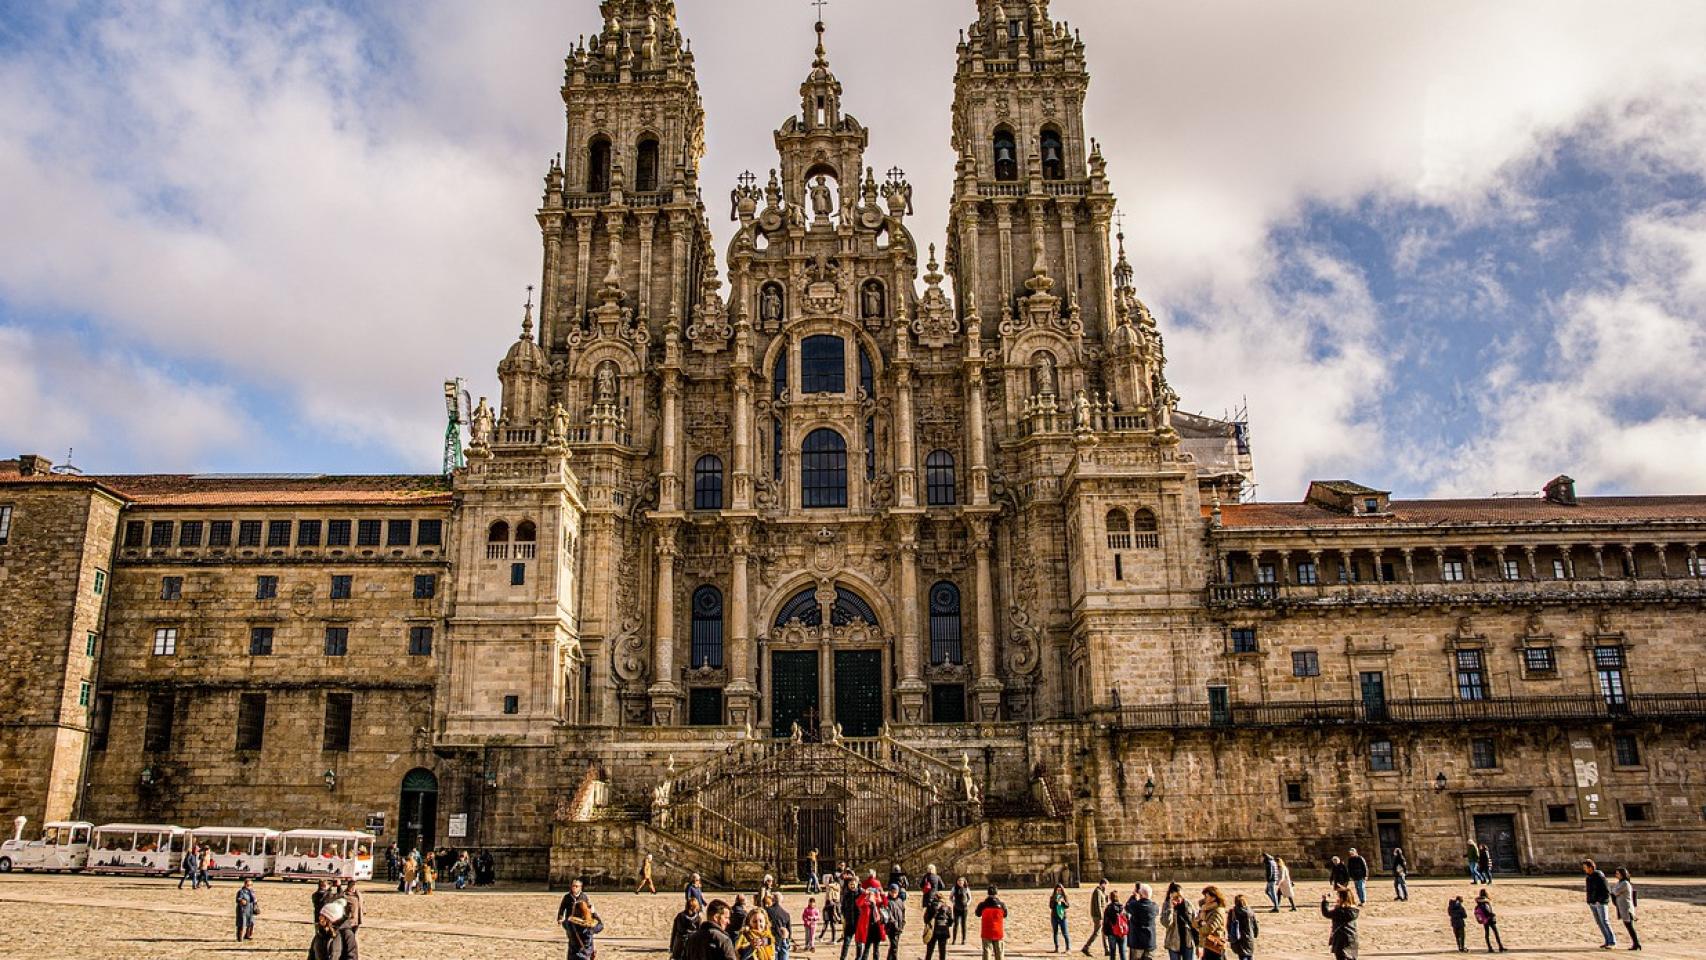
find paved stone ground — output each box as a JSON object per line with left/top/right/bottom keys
{"left": 1, "top": 873, "right": 1701, "bottom": 959}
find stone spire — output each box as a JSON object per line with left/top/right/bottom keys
{"left": 799, "top": 19, "right": 844, "bottom": 131}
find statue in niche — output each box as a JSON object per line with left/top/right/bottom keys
{"left": 862, "top": 280, "right": 885, "bottom": 319}
{"left": 1032, "top": 352, "right": 1058, "bottom": 397}
{"left": 594, "top": 362, "right": 619, "bottom": 405}
{"left": 470, "top": 397, "right": 495, "bottom": 447}
{"left": 810, "top": 175, "right": 835, "bottom": 219}
{"left": 760, "top": 284, "right": 784, "bottom": 326}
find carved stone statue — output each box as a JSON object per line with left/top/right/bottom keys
{"left": 761, "top": 284, "right": 784, "bottom": 325}
{"left": 1033, "top": 353, "right": 1058, "bottom": 397}
{"left": 1074, "top": 389, "right": 1092, "bottom": 430}
{"left": 862, "top": 281, "right": 885, "bottom": 319}
{"left": 549, "top": 401, "right": 571, "bottom": 444}
{"left": 810, "top": 175, "right": 834, "bottom": 218}
{"left": 470, "top": 397, "right": 495, "bottom": 447}
{"left": 594, "top": 362, "right": 619, "bottom": 405}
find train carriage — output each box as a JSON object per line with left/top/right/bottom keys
{"left": 87, "top": 823, "right": 187, "bottom": 876}
{"left": 189, "top": 826, "right": 281, "bottom": 878}
{"left": 274, "top": 829, "right": 375, "bottom": 881}
{"left": 0, "top": 819, "right": 91, "bottom": 873}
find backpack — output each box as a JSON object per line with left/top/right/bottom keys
{"left": 1111, "top": 912, "right": 1129, "bottom": 938}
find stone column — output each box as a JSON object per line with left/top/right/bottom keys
{"left": 895, "top": 520, "right": 926, "bottom": 722}
{"left": 659, "top": 370, "right": 681, "bottom": 510}
{"left": 636, "top": 211, "right": 656, "bottom": 318}
{"left": 1308, "top": 549, "right": 1324, "bottom": 589}
{"left": 572, "top": 212, "right": 596, "bottom": 320}
{"left": 971, "top": 519, "right": 1003, "bottom": 720}
{"left": 732, "top": 366, "right": 753, "bottom": 510}
{"left": 1524, "top": 545, "right": 1539, "bottom": 580}
{"left": 538, "top": 216, "right": 564, "bottom": 350}
{"left": 1402, "top": 548, "right": 1416, "bottom": 584}
{"left": 995, "top": 201, "right": 1015, "bottom": 305}
{"left": 959, "top": 205, "right": 983, "bottom": 334}
{"left": 1653, "top": 543, "right": 1670, "bottom": 579}
{"left": 648, "top": 522, "right": 682, "bottom": 725}
{"left": 966, "top": 339, "right": 990, "bottom": 504}
{"left": 1621, "top": 544, "right": 1638, "bottom": 579}
{"left": 894, "top": 351, "right": 917, "bottom": 507}
{"left": 725, "top": 523, "right": 755, "bottom": 727}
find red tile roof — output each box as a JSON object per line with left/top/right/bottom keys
{"left": 1213, "top": 496, "right": 1706, "bottom": 530}
{"left": 0, "top": 463, "right": 450, "bottom": 508}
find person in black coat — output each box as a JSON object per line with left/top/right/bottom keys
{"left": 687, "top": 901, "right": 741, "bottom": 960}
{"left": 673, "top": 897, "right": 705, "bottom": 960}
{"left": 1448, "top": 896, "right": 1468, "bottom": 952}
{"left": 565, "top": 899, "right": 604, "bottom": 960}
{"left": 1346, "top": 848, "right": 1371, "bottom": 905}
{"left": 1100, "top": 896, "right": 1127, "bottom": 960}
{"left": 1124, "top": 884, "right": 1159, "bottom": 960}
{"left": 1328, "top": 856, "right": 1351, "bottom": 890}
{"left": 1320, "top": 888, "right": 1359, "bottom": 960}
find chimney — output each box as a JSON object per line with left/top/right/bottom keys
{"left": 1542, "top": 475, "right": 1577, "bottom": 506}
{"left": 16, "top": 454, "right": 52, "bottom": 477}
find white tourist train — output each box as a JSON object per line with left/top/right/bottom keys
{"left": 0, "top": 818, "right": 373, "bottom": 881}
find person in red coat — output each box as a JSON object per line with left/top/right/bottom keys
{"left": 854, "top": 880, "right": 889, "bottom": 960}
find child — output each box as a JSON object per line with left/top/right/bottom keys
{"left": 1448, "top": 896, "right": 1468, "bottom": 952}
{"left": 802, "top": 898, "right": 820, "bottom": 953}
{"left": 1473, "top": 890, "right": 1506, "bottom": 953}
{"left": 821, "top": 894, "right": 839, "bottom": 943}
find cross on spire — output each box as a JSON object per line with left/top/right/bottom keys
{"left": 525, "top": 284, "right": 535, "bottom": 309}
{"left": 1113, "top": 209, "right": 1126, "bottom": 238}
{"left": 811, "top": 0, "right": 829, "bottom": 22}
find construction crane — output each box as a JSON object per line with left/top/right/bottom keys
{"left": 443, "top": 378, "right": 472, "bottom": 476}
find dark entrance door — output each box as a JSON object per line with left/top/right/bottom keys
{"left": 834, "top": 650, "right": 883, "bottom": 737}
{"left": 795, "top": 805, "right": 837, "bottom": 883}
{"left": 1360, "top": 671, "right": 1388, "bottom": 722}
{"left": 1473, "top": 814, "right": 1521, "bottom": 873}
{"left": 1376, "top": 813, "right": 1404, "bottom": 870}
{"left": 772, "top": 651, "right": 820, "bottom": 738}
{"left": 398, "top": 768, "right": 438, "bottom": 855}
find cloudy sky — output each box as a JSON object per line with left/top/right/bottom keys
{"left": 2, "top": 0, "right": 1705, "bottom": 500}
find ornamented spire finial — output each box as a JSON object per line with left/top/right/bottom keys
{"left": 521, "top": 285, "right": 536, "bottom": 341}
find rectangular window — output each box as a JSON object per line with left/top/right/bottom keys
{"left": 1291, "top": 651, "right": 1320, "bottom": 677}
{"left": 327, "top": 519, "right": 351, "bottom": 547}
{"left": 323, "top": 693, "right": 352, "bottom": 752}
{"left": 237, "top": 520, "right": 262, "bottom": 547}
{"left": 502, "top": 695, "right": 520, "bottom": 715}
{"left": 1378, "top": 562, "right": 1396, "bottom": 582}
{"left": 1363, "top": 497, "right": 1379, "bottom": 514}
{"left": 78, "top": 681, "right": 91, "bottom": 707}
{"left": 0, "top": 504, "right": 12, "bottom": 544}
{"left": 1208, "top": 685, "right": 1231, "bottom": 725}
{"left": 408, "top": 626, "right": 433, "bottom": 656}
{"left": 1455, "top": 649, "right": 1487, "bottom": 701}
{"left": 144, "top": 693, "right": 174, "bottom": 752}
{"left": 1285, "top": 781, "right": 1307, "bottom": 804}
{"left": 1523, "top": 646, "right": 1556, "bottom": 674}
{"left": 1596, "top": 646, "right": 1627, "bottom": 706}
{"left": 1113, "top": 554, "right": 1123, "bottom": 581}
{"left": 1470, "top": 737, "right": 1498, "bottom": 769}
{"left": 1553, "top": 559, "right": 1568, "bottom": 579}
{"left": 160, "top": 576, "right": 182, "bottom": 601}
{"left": 1230, "top": 627, "right": 1258, "bottom": 654}
{"left": 930, "top": 684, "right": 967, "bottom": 724}
{"left": 417, "top": 519, "right": 443, "bottom": 546}
{"left": 123, "top": 520, "right": 145, "bottom": 547}
{"left": 1442, "top": 560, "right": 1465, "bottom": 582}
{"left": 688, "top": 688, "right": 725, "bottom": 726}
{"left": 1689, "top": 556, "right": 1705, "bottom": 577}
{"left": 329, "top": 574, "right": 352, "bottom": 600}
{"left": 1369, "top": 739, "right": 1396, "bottom": 772}
{"left": 178, "top": 520, "right": 203, "bottom": 547}
{"left": 1296, "top": 562, "right": 1317, "bottom": 585}
{"left": 249, "top": 626, "right": 274, "bottom": 655}
{"left": 1547, "top": 804, "right": 1571, "bottom": 824}
{"left": 153, "top": 627, "right": 178, "bottom": 656}
{"left": 90, "top": 692, "right": 112, "bottom": 750}
{"left": 93, "top": 569, "right": 106, "bottom": 595}
{"left": 85, "top": 632, "right": 97, "bottom": 657}
{"left": 800, "top": 334, "right": 847, "bottom": 394}
{"left": 235, "top": 693, "right": 266, "bottom": 751}
{"left": 1502, "top": 559, "right": 1520, "bottom": 580}
{"left": 297, "top": 519, "right": 322, "bottom": 546}
{"left": 1623, "top": 802, "right": 1650, "bottom": 824}
{"left": 255, "top": 575, "right": 278, "bottom": 599}
{"left": 1613, "top": 733, "right": 1642, "bottom": 767}
{"left": 266, "top": 520, "right": 291, "bottom": 547}
{"left": 413, "top": 574, "right": 437, "bottom": 600}
{"left": 149, "top": 520, "right": 173, "bottom": 548}
{"left": 356, "top": 519, "right": 382, "bottom": 546}
{"left": 324, "top": 627, "right": 349, "bottom": 657}
{"left": 208, "top": 520, "right": 233, "bottom": 547}
{"left": 387, "top": 519, "right": 412, "bottom": 546}
{"left": 1256, "top": 564, "right": 1276, "bottom": 584}
{"left": 511, "top": 562, "right": 526, "bottom": 586}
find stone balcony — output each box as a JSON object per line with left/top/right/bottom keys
{"left": 1207, "top": 575, "right": 1706, "bottom": 609}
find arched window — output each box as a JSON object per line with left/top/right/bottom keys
{"left": 1106, "top": 509, "right": 1131, "bottom": 549}
{"left": 773, "top": 585, "right": 878, "bottom": 629}
{"left": 926, "top": 450, "right": 957, "bottom": 506}
{"left": 515, "top": 521, "right": 537, "bottom": 542}
{"left": 587, "top": 136, "right": 612, "bottom": 193}
{"left": 773, "top": 348, "right": 789, "bottom": 400}
{"left": 859, "top": 345, "right": 874, "bottom": 398}
{"left": 694, "top": 455, "right": 724, "bottom": 511}
{"left": 1132, "top": 508, "right": 1160, "bottom": 549}
{"left": 929, "top": 582, "right": 963, "bottom": 665}
{"left": 772, "top": 417, "right": 783, "bottom": 481}
{"left": 1040, "top": 127, "right": 1065, "bottom": 181}
{"left": 831, "top": 586, "right": 878, "bottom": 626}
{"left": 488, "top": 521, "right": 510, "bottom": 543}
{"left": 635, "top": 136, "right": 660, "bottom": 192}
{"left": 775, "top": 587, "right": 821, "bottom": 627}
{"left": 801, "top": 429, "right": 848, "bottom": 509}
{"left": 690, "top": 585, "right": 724, "bottom": 668}
{"left": 993, "top": 127, "right": 1018, "bottom": 182}
{"left": 801, "top": 335, "right": 846, "bottom": 394}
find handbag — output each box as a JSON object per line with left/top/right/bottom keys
{"left": 1204, "top": 932, "right": 1228, "bottom": 955}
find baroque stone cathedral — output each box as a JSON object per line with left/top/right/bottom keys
{"left": 4, "top": 0, "right": 1705, "bottom": 885}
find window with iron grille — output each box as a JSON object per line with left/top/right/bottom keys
{"left": 690, "top": 586, "right": 724, "bottom": 668}
{"left": 208, "top": 520, "right": 233, "bottom": 547}
{"left": 178, "top": 520, "right": 203, "bottom": 546}
{"left": 929, "top": 582, "right": 963, "bottom": 665}
{"left": 1596, "top": 646, "right": 1628, "bottom": 705}
{"left": 387, "top": 519, "right": 412, "bottom": 546}
{"left": 123, "top": 520, "right": 145, "bottom": 547}
{"left": 414, "top": 575, "right": 436, "bottom": 600}
{"left": 323, "top": 693, "right": 352, "bottom": 752}
{"left": 266, "top": 520, "right": 291, "bottom": 547}
{"left": 327, "top": 519, "right": 351, "bottom": 546}
{"left": 330, "top": 575, "right": 352, "bottom": 600}
{"left": 160, "top": 576, "right": 182, "bottom": 601}
{"left": 144, "top": 693, "right": 174, "bottom": 752}
{"left": 255, "top": 575, "right": 278, "bottom": 600}
{"left": 694, "top": 455, "right": 724, "bottom": 510}
{"left": 235, "top": 693, "right": 266, "bottom": 751}
{"left": 1523, "top": 646, "right": 1556, "bottom": 674}
{"left": 1614, "top": 733, "right": 1641, "bottom": 767}
{"left": 1291, "top": 651, "right": 1320, "bottom": 677}
{"left": 1455, "top": 649, "right": 1487, "bottom": 701}
{"left": 153, "top": 627, "right": 178, "bottom": 656}
{"left": 324, "top": 626, "right": 348, "bottom": 656}
{"left": 1470, "top": 738, "right": 1498, "bottom": 769}
{"left": 150, "top": 520, "right": 173, "bottom": 548}
{"left": 237, "top": 520, "right": 262, "bottom": 547}
{"left": 925, "top": 450, "right": 957, "bottom": 507}
{"left": 297, "top": 519, "right": 322, "bottom": 546}
{"left": 249, "top": 626, "right": 274, "bottom": 655}
{"left": 688, "top": 688, "right": 724, "bottom": 726}
{"left": 1230, "top": 628, "right": 1258, "bottom": 654}
{"left": 408, "top": 626, "right": 433, "bottom": 656}
{"left": 417, "top": 519, "right": 443, "bottom": 546}
{"left": 1369, "top": 739, "right": 1396, "bottom": 772}
{"left": 801, "top": 429, "right": 848, "bottom": 509}
{"left": 356, "top": 520, "right": 382, "bottom": 546}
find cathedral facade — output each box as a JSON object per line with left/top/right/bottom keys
{"left": 4, "top": 0, "right": 1706, "bottom": 885}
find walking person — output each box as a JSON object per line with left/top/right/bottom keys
{"left": 1274, "top": 858, "right": 1297, "bottom": 911}
{"left": 234, "top": 878, "right": 258, "bottom": 941}
{"left": 924, "top": 891, "right": 954, "bottom": 960}
{"left": 802, "top": 898, "right": 820, "bottom": 953}
{"left": 1466, "top": 840, "right": 1484, "bottom": 884}
{"left": 1448, "top": 896, "right": 1469, "bottom": 953}
{"left": 1584, "top": 858, "right": 1617, "bottom": 948}
{"left": 1081, "top": 879, "right": 1110, "bottom": 956}
{"left": 807, "top": 850, "right": 821, "bottom": 893}
{"left": 688, "top": 873, "right": 708, "bottom": 909}
{"left": 688, "top": 900, "right": 741, "bottom": 960}
{"left": 1103, "top": 888, "right": 1131, "bottom": 960}
{"left": 882, "top": 885, "right": 905, "bottom": 960}
{"left": 1126, "top": 884, "right": 1159, "bottom": 960}
{"left": 1319, "top": 887, "right": 1360, "bottom": 960}
{"left": 732, "top": 896, "right": 751, "bottom": 939}
{"left": 975, "top": 884, "right": 1008, "bottom": 960}
{"left": 637, "top": 853, "right": 658, "bottom": 894}
{"left": 768, "top": 893, "right": 795, "bottom": 960}
{"left": 309, "top": 901, "right": 353, "bottom": 960}
{"left": 565, "top": 899, "right": 605, "bottom": 960}
{"left": 1346, "top": 849, "right": 1370, "bottom": 907}
{"left": 402, "top": 852, "right": 418, "bottom": 895}
{"left": 1226, "top": 895, "right": 1256, "bottom": 960}
{"left": 952, "top": 877, "right": 972, "bottom": 945}
{"left": 1050, "top": 884, "right": 1072, "bottom": 952}
{"left": 1328, "top": 856, "right": 1351, "bottom": 892}
{"left": 1392, "top": 848, "right": 1410, "bottom": 902}
{"left": 1194, "top": 887, "right": 1228, "bottom": 960}
{"left": 920, "top": 864, "right": 944, "bottom": 901}
{"left": 822, "top": 890, "right": 840, "bottom": 944}
{"left": 1612, "top": 867, "right": 1641, "bottom": 951}
{"left": 1473, "top": 890, "right": 1506, "bottom": 953}
{"left": 1476, "top": 844, "right": 1495, "bottom": 886}
{"left": 673, "top": 896, "right": 705, "bottom": 960}
{"left": 853, "top": 879, "right": 888, "bottom": 960}
{"left": 838, "top": 879, "right": 861, "bottom": 960}
{"left": 1261, "top": 853, "right": 1280, "bottom": 912}
{"left": 1159, "top": 883, "right": 1197, "bottom": 960}
{"left": 180, "top": 845, "right": 201, "bottom": 890}
{"left": 312, "top": 880, "right": 334, "bottom": 922}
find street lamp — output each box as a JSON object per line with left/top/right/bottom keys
{"left": 1434, "top": 771, "right": 1448, "bottom": 793}
{"left": 484, "top": 768, "right": 498, "bottom": 789}
{"left": 139, "top": 765, "right": 155, "bottom": 787}
{"left": 324, "top": 768, "right": 338, "bottom": 791}
{"left": 1142, "top": 776, "right": 1156, "bottom": 801}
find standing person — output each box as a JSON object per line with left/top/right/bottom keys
{"left": 822, "top": 889, "right": 840, "bottom": 944}
{"left": 926, "top": 892, "right": 955, "bottom": 960}
{"left": 1473, "top": 890, "right": 1506, "bottom": 953}
{"left": 196, "top": 844, "right": 211, "bottom": 889}
{"left": 975, "top": 884, "right": 1008, "bottom": 960}
{"left": 802, "top": 898, "right": 821, "bottom": 953}
{"left": 732, "top": 896, "right": 751, "bottom": 939}
{"left": 558, "top": 879, "right": 591, "bottom": 925}
{"left": 1261, "top": 853, "right": 1280, "bottom": 912}
{"left": 882, "top": 885, "right": 905, "bottom": 960}
{"left": 1226, "top": 895, "right": 1255, "bottom": 960}
{"left": 180, "top": 844, "right": 201, "bottom": 890}
{"left": 312, "top": 880, "right": 333, "bottom": 922}
{"left": 1050, "top": 884, "right": 1072, "bottom": 952}
{"left": 1081, "top": 879, "right": 1110, "bottom": 956}
{"left": 1346, "top": 849, "right": 1370, "bottom": 907}
{"left": 386, "top": 843, "right": 400, "bottom": 886}
{"left": 768, "top": 893, "right": 795, "bottom": 960}
{"left": 920, "top": 864, "right": 944, "bottom": 901}
{"left": 1612, "top": 866, "right": 1641, "bottom": 951}
{"left": 1126, "top": 884, "right": 1159, "bottom": 960}
{"left": 1274, "top": 858, "right": 1297, "bottom": 911}
{"left": 1194, "top": 887, "right": 1228, "bottom": 960}
{"left": 1466, "top": 840, "right": 1484, "bottom": 885}
{"left": 839, "top": 879, "right": 861, "bottom": 960}
{"left": 402, "top": 852, "right": 418, "bottom": 894}
{"left": 309, "top": 902, "right": 351, "bottom": 960}
{"left": 637, "top": 853, "right": 659, "bottom": 894}
{"left": 1103, "top": 888, "right": 1130, "bottom": 960}
{"left": 1584, "top": 859, "right": 1617, "bottom": 949}
{"left": 1328, "top": 857, "right": 1351, "bottom": 892}
{"left": 887, "top": 864, "right": 910, "bottom": 898}
{"left": 853, "top": 881, "right": 887, "bottom": 960}
{"left": 422, "top": 853, "right": 437, "bottom": 895}
{"left": 1476, "top": 844, "right": 1495, "bottom": 886}
{"left": 951, "top": 877, "right": 972, "bottom": 945}
{"left": 1320, "top": 887, "right": 1359, "bottom": 960}
{"left": 1159, "top": 883, "right": 1197, "bottom": 960}
{"left": 739, "top": 910, "right": 778, "bottom": 960}
{"left": 1448, "top": 896, "right": 1468, "bottom": 952}
{"left": 807, "top": 850, "right": 821, "bottom": 893}
{"left": 689, "top": 900, "right": 741, "bottom": 960}
{"left": 234, "top": 878, "right": 258, "bottom": 942}
{"left": 566, "top": 899, "right": 604, "bottom": 960}
{"left": 1392, "top": 848, "right": 1410, "bottom": 902}
{"left": 688, "top": 873, "right": 708, "bottom": 910}
{"left": 673, "top": 896, "right": 706, "bottom": 960}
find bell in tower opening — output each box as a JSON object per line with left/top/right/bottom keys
{"left": 993, "top": 127, "right": 1018, "bottom": 182}
{"left": 1041, "top": 128, "right": 1064, "bottom": 181}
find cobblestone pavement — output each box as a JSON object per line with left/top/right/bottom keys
{"left": 1, "top": 873, "right": 1701, "bottom": 959}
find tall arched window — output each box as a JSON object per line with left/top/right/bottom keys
{"left": 773, "top": 349, "right": 789, "bottom": 400}
{"left": 488, "top": 521, "right": 510, "bottom": 543}
{"left": 926, "top": 450, "right": 957, "bottom": 507}
{"left": 801, "top": 429, "right": 848, "bottom": 509}
{"left": 1106, "top": 509, "right": 1131, "bottom": 549}
{"left": 1132, "top": 508, "right": 1160, "bottom": 549}
{"left": 929, "top": 582, "right": 963, "bottom": 664}
{"left": 1040, "top": 127, "right": 1065, "bottom": 181}
{"left": 859, "top": 345, "right": 874, "bottom": 398}
{"left": 515, "top": 521, "right": 537, "bottom": 543}
{"left": 801, "top": 335, "right": 846, "bottom": 394}
{"left": 635, "top": 136, "right": 660, "bottom": 192}
{"left": 690, "top": 585, "right": 724, "bottom": 668}
{"left": 993, "top": 127, "right": 1018, "bottom": 182}
{"left": 587, "top": 136, "right": 612, "bottom": 193}
{"left": 694, "top": 455, "right": 724, "bottom": 511}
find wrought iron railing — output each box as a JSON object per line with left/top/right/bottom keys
{"left": 1108, "top": 692, "right": 1706, "bottom": 731}
{"left": 1208, "top": 578, "right": 1706, "bottom": 608}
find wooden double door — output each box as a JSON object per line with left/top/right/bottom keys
{"left": 770, "top": 649, "right": 883, "bottom": 738}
